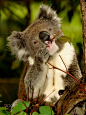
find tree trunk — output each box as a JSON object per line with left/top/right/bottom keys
{"left": 80, "top": 0, "right": 86, "bottom": 73}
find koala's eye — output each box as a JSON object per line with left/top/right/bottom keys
{"left": 49, "top": 28, "right": 52, "bottom": 31}
{"left": 34, "top": 41, "right": 38, "bottom": 44}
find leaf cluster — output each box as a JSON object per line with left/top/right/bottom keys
{"left": 0, "top": 101, "right": 70, "bottom": 115}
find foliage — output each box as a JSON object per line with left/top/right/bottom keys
{"left": 39, "top": 106, "right": 54, "bottom": 115}
{"left": 11, "top": 101, "right": 30, "bottom": 115}
{"left": 0, "top": 102, "right": 71, "bottom": 115}
{"left": 30, "top": 2, "right": 43, "bottom": 23}
{"left": 59, "top": 4, "right": 82, "bottom": 54}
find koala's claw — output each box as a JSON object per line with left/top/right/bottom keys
{"left": 44, "top": 52, "right": 48, "bottom": 56}
{"left": 36, "top": 48, "right": 50, "bottom": 62}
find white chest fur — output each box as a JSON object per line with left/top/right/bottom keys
{"left": 43, "top": 42, "right": 75, "bottom": 102}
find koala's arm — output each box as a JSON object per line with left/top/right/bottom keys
{"left": 65, "top": 54, "right": 82, "bottom": 88}
{"left": 24, "top": 48, "right": 49, "bottom": 99}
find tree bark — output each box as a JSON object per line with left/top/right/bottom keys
{"left": 25, "top": 0, "right": 31, "bottom": 26}
{"left": 80, "top": 0, "right": 86, "bottom": 73}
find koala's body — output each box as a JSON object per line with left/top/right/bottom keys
{"left": 7, "top": 5, "right": 82, "bottom": 113}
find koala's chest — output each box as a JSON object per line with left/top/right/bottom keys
{"left": 43, "top": 54, "right": 68, "bottom": 102}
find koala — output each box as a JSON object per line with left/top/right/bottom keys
{"left": 7, "top": 5, "right": 83, "bottom": 114}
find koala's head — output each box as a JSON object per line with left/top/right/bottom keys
{"left": 7, "top": 5, "right": 63, "bottom": 63}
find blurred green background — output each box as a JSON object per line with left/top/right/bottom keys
{"left": 0, "top": 0, "right": 84, "bottom": 107}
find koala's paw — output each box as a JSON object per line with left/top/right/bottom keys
{"left": 35, "top": 48, "right": 50, "bottom": 62}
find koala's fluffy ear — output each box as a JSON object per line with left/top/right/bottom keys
{"left": 7, "top": 31, "right": 29, "bottom": 61}
{"left": 36, "top": 5, "right": 61, "bottom": 28}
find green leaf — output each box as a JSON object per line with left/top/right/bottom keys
{"left": 0, "top": 110, "right": 6, "bottom": 115}
{"left": 16, "top": 111, "right": 27, "bottom": 115}
{"left": 39, "top": 106, "right": 54, "bottom": 115}
{"left": 0, "top": 107, "right": 9, "bottom": 110}
{"left": 57, "top": 36, "right": 71, "bottom": 44}
{"left": 0, "top": 110, "right": 10, "bottom": 115}
{"left": 11, "top": 101, "right": 30, "bottom": 115}
{"left": 32, "top": 112, "right": 39, "bottom": 115}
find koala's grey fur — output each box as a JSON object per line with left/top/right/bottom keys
{"left": 7, "top": 5, "right": 83, "bottom": 114}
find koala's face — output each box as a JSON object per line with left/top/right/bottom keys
{"left": 24, "top": 19, "right": 62, "bottom": 56}
{"left": 7, "top": 5, "right": 63, "bottom": 62}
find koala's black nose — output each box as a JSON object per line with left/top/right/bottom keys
{"left": 39, "top": 31, "right": 50, "bottom": 43}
